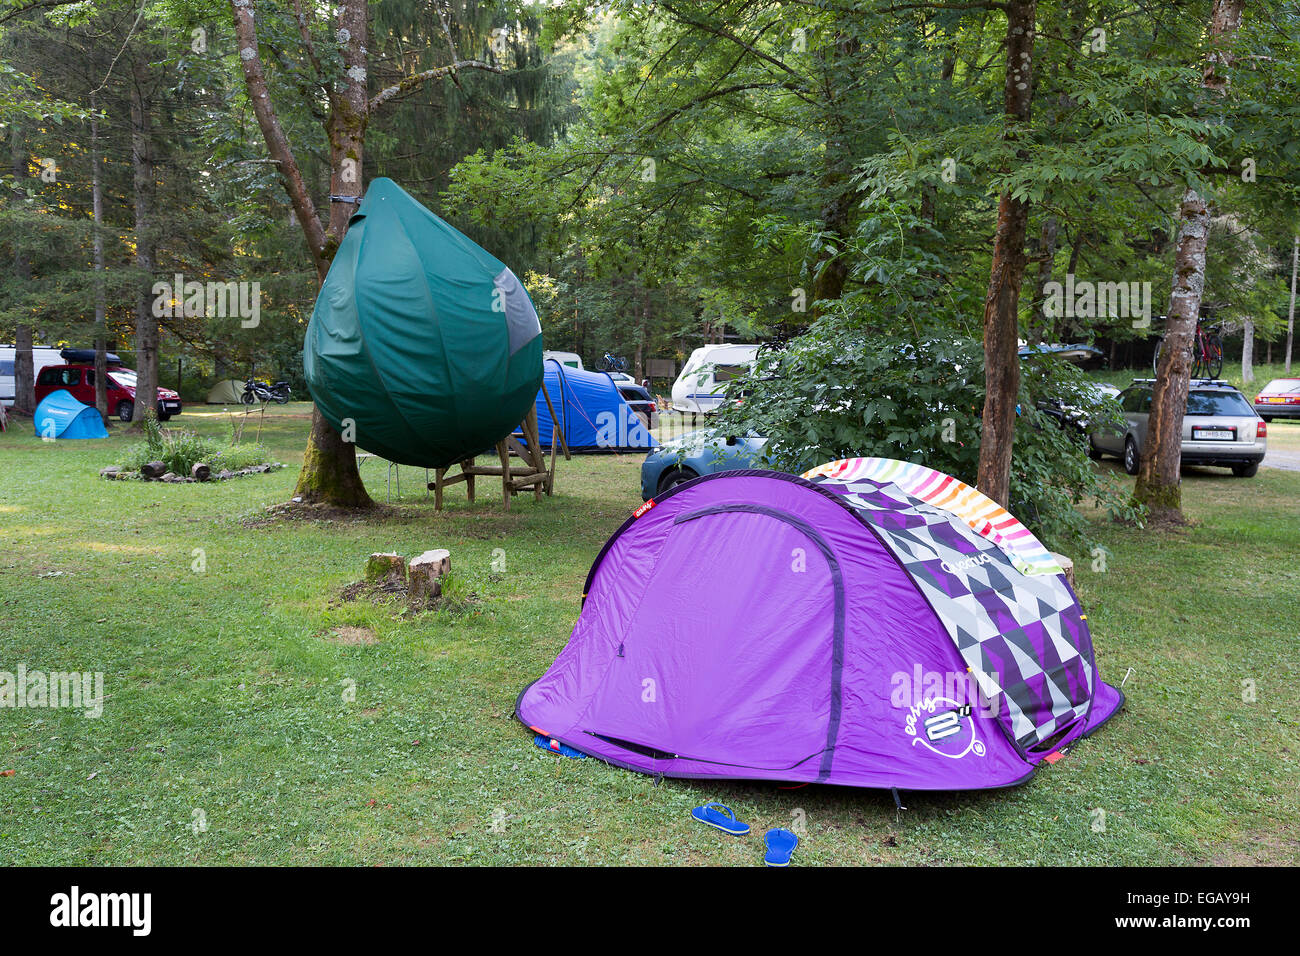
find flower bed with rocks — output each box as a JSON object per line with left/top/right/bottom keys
{"left": 100, "top": 462, "right": 285, "bottom": 483}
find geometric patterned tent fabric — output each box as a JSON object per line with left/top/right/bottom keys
{"left": 804, "top": 459, "right": 1095, "bottom": 752}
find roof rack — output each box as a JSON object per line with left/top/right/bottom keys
{"left": 1129, "top": 377, "right": 1235, "bottom": 387}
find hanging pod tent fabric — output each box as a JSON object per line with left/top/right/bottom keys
{"left": 205, "top": 379, "right": 245, "bottom": 404}
{"left": 518, "top": 359, "right": 658, "bottom": 453}
{"left": 303, "top": 178, "right": 543, "bottom": 468}
{"left": 33, "top": 390, "right": 108, "bottom": 440}
{"left": 517, "top": 458, "right": 1123, "bottom": 792}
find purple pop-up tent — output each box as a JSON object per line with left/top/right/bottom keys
{"left": 517, "top": 458, "right": 1123, "bottom": 792}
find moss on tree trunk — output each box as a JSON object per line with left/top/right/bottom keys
{"left": 293, "top": 407, "right": 374, "bottom": 508}
{"left": 1132, "top": 475, "right": 1181, "bottom": 522}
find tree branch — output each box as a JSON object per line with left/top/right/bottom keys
{"left": 368, "top": 59, "right": 502, "bottom": 112}
{"left": 656, "top": 1, "right": 813, "bottom": 90}
{"left": 229, "top": 0, "right": 328, "bottom": 273}
{"left": 0, "top": 0, "right": 81, "bottom": 25}
{"left": 291, "top": 0, "right": 330, "bottom": 99}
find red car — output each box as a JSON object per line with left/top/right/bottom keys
{"left": 34, "top": 363, "right": 182, "bottom": 422}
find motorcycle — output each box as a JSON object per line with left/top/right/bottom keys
{"left": 242, "top": 379, "right": 292, "bottom": 405}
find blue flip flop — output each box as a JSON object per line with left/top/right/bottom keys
{"left": 764, "top": 827, "right": 799, "bottom": 866}
{"left": 691, "top": 803, "right": 750, "bottom": 836}
{"left": 533, "top": 735, "right": 586, "bottom": 759}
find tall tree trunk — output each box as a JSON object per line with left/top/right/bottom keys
{"left": 1135, "top": 0, "right": 1244, "bottom": 518}
{"left": 290, "top": 0, "right": 373, "bottom": 507}
{"left": 1028, "top": 214, "right": 1059, "bottom": 343}
{"left": 130, "top": 56, "right": 158, "bottom": 426}
{"left": 13, "top": 326, "right": 33, "bottom": 417}
{"left": 809, "top": 30, "right": 859, "bottom": 321}
{"left": 10, "top": 124, "right": 34, "bottom": 416}
{"left": 1287, "top": 234, "right": 1297, "bottom": 374}
{"left": 92, "top": 93, "right": 108, "bottom": 423}
{"left": 230, "top": 0, "right": 497, "bottom": 509}
{"left": 976, "top": 0, "right": 1036, "bottom": 509}
{"left": 635, "top": 288, "right": 648, "bottom": 382}
{"left": 230, "top": 0, "right": 371, "bottom": 507}
{"left": 1054, "top": 227, "right": 1085, "bottom": 342}
{"left": 1241, "top": 319, "right": 1254, "bottom": 384}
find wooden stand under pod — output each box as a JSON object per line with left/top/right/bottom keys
{"left": 429, "top": 386, "right": 569, "bottom": 511}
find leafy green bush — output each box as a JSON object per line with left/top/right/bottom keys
{"left": 118, "top": 416, "right": 274, "bottom": 476}
{"left": 713, "top": 319, "right": 1144, "bottom": 550}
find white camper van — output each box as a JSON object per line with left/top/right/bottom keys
{"left": 670, "top": 343, "right": 760, "bottom": 415}
{"left": 0, "top": 346, "right": 65, "bottom": 407}
{"left": 543, "top": 350, "right": 584, "bottom": 370}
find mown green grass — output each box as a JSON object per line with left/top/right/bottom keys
{"left": 1, "top": 403, "right": 1296, "bottom": 865}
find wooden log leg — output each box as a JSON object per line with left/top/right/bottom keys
{"left": 523, "top": 406, "right": 544, "bottom": 501}
{"left": 434, "top": 467, "right": 445, "bottom": 511}
{"left": 497, "top": 440, "right": 511, "bottom": 511}
{"left": 463, "top": 459, "right": 475, "bottom": 502}
{"left": 546, "top": 426, "right": 557, "bottom": 495}
{"left": 540, "top": 382, "right": 570, "bottom": 461}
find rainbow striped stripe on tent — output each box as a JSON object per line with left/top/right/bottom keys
{"left": 801, "top": 457, "right": 1061, "bottom": 576}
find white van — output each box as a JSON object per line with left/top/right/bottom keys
{"left": 0, "top": 345, "right": 65, "bottom": 407}
{"left": 670, "top": 343, "right": 760, "bottom": 415}
{"left": 543, "top": 350, "right": 584, "bottom": 370}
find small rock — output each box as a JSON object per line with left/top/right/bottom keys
{"left": 100, "top": 466, "right": 120, "bottom": 477}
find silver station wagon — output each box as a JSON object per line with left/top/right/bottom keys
{"left": 1088, "top": 379, "right": 1267, "bottom": 478}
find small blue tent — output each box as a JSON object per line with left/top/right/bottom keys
{"left": 34, "top": 390, "right": 109, "bottom": 440}
{"left": 521, "top": 360, "right": 657, "bottom": 452}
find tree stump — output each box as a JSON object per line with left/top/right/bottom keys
{"left": 141, "top": 460, "right": 167, "bottom": 479}
{"left": 1051, "top": 552, "right": 1075, "bottom": 590}
{"left": 191, "top": 462, "right": 212, "bottom": 482}
{"left": 364, "top": 552, "right": 407, "bottom": 587}
{"left": 408, "top": 549, "right": 450, "bottom": 607}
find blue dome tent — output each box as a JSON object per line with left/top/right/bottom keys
{"left": 519, "top": 359, "right": 657, "bottom": 453}
{"left": 34, "top": 391, "right": 109, "bottom": 440}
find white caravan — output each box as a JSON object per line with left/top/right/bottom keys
{"left": 543, "top": 350, "right": 584, "bottom": 370}
{"left": 0, "top": 346, "right": 65, "bottom": 407}
{"left": 670, "top": 343, "right": 760, "bottom": 415}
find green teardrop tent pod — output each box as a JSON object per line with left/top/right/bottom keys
{"left": 303, "top": 178, "right": 543, "bottom": 468}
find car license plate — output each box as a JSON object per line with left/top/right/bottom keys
{"left": 1192, "top": 426, "right": 1234, "bottom": 441}
{"left": 1265, "top": 397, "right": 1284, "bottom": 403}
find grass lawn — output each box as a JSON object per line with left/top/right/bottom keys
{"left": 1, "top": 401, "right": 1297, "bottom": 865}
